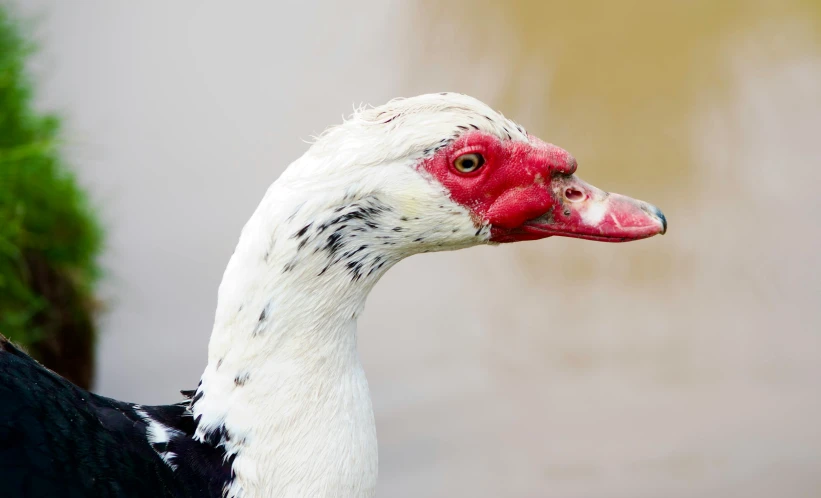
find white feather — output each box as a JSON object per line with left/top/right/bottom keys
{"left": 135, "top": 407, "right": 184, "bottom": 471}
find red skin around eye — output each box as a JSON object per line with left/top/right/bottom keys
{"left": 418, "top": 131, "right": 577, "bottom": 228}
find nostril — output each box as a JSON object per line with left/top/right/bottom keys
{"left": 564, "top": 187, "right": 585, "bottom": 203}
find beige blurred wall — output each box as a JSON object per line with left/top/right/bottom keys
{"left": 20, "top": 1, "right": 821, "bottom": 497}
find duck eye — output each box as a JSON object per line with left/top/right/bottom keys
{"left": 453, "top": 153, "right": 485, "bottom": 173}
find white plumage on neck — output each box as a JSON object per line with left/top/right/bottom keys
{"left": 190, "top": 93, "right": 522, "bottom": 498}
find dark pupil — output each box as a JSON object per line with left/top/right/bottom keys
{"left": 461, "top": 158, "right": 475, "bottom": 170}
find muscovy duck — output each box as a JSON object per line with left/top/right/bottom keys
{"left": 0, "top": 93, "right": 666, "bottom": 498}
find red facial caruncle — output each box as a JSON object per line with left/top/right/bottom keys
{"left": 418, "top": 131, "right": 667, "bottom": 243}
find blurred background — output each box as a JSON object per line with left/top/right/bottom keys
{"left": 4, "top": 1, "right": 821, "bottom": 496}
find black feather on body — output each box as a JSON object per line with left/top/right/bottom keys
{"left": 0, "top": 337, "right": 232, "bottom": 498}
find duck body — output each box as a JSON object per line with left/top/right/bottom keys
{"left": 0, "top": 338, "right": 230, "bottom": 497}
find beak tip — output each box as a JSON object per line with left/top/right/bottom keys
{"left": 652, "top": 206, "right": 667, "bottom": 235}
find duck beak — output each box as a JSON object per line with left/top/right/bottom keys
{"left": 493, "top": 175, "right": 667, "bottom": 243}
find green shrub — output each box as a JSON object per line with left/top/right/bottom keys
{"left": 0, "top": 5, "right": 102, "bottom": 388}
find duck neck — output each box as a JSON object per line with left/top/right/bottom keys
{"left": 191, "top": 185, "right": 399, "bottom": 498}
